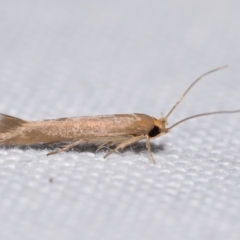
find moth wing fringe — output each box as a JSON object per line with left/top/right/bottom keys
{"left": 0, "top": 113, "right": 27, "bottom": 133}
{"left": 0, "top": 113, "right": 28, "bottom": 145}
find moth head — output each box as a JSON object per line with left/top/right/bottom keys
{"left": 148, "top": 117, "right": 169, "bottom": 139}
{"left": 152, "top": 66, "right": 240, "bottom": 136}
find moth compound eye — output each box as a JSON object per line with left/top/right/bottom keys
{"left": 148, "top": 126, "right": 161, "bottom": 138}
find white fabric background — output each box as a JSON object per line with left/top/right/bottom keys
{"left": 0, "top": 1, "right": 240, "bottom": 240}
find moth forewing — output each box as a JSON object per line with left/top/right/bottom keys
{"left": 0, "top": 113, "right": 159, "bottom": 161}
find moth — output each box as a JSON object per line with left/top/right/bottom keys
{"left": 0, "top": 66, "right": 239, "bottom": 163}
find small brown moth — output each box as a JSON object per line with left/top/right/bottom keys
{"left": 0, "top": 66, "right": 239, "bottom": 163}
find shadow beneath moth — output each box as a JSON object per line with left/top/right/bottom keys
{"left": 0, "top": 66, "right": 239, "bottom": 163}
{"left": 5, "top": 141, "right": 165, "bottom": 156}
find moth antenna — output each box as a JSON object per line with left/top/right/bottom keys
{"left": 164, "top": 65, "right": 228, "bottom": 120}
{"left": 168, "top": 110, "right": 240, "bottom": 130}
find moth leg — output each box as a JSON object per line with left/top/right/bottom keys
{"left": 97, "top": 141, "right": 112, "bottom": 150}
{"left": 47, "top": 140, "right": 84, "bottom": 156}
{"left": 97, "top": 143, "right": 106, "bottom": 150}
{"left": 146, "top": 136, "right": 156, "bottom": 164}
{"left": 104, "top": 135, "right": 145, "bottom": 159}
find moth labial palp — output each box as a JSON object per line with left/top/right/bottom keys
{"left": 0, "top": 65, "right": 240, "bottom": 163}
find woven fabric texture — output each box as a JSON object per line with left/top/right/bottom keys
{"left": 0, "top": 1, "right": 240, "bottom": 240}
